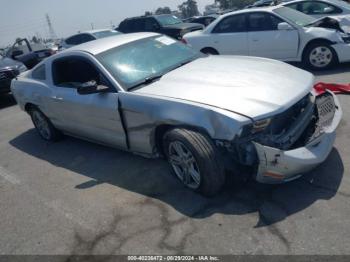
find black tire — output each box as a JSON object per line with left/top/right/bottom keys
{"left": 28, "top": 107, "right": 62, "bottom": 142}
{"left": 302, "top": 41, "right": 338, "bottom": 70}
{"left": 163, "top": 128, "right": 225, "bottom": 197}
{"left": 201, "top": 47, "right": 219, "bottom": 55}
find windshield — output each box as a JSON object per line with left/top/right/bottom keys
{"left": 330, "top": 0, "right": 350, "bottom": 9}
{"left": 274, "top": 6, "right": 315, "bottom": 27}
{"left": 155, "top": 15, "right": 182, "bottom": 26}
{"left": 97, "top": 36, "right": 200, "bottom": 90}
{"left": 92, "top": 30, "right": 121, "bottom": 39}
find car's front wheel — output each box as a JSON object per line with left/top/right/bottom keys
{"left": 163, "top": 128, "right": 225, "bottom": 196}
{"left": 303, "top": 42, "right": 338, "bottom": 70}
{"left": 29, "top": 107, "right": 62, "bottom": 141}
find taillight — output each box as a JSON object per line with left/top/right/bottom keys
{"left": 181, "top": 38, "right": 187, "bottom": 44}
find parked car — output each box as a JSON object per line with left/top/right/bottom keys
{"left": 282, "top": 0, "right": 350, "bottom": 19}
{"left": 183, "top": 6, "right": 350, "bottom": 70}
{"left": 60, "top": 29, "right": 121, "bottom": 50}
{"left": 0, "top": 53, "right": 27, "bottom": 95}
{"left": 117, "top": 14, "right": 204, "bottom": 39}
{"left": 183, "top": 15, "right": 219, "bottom": 27}
{"left": 11, "top": 33, "right": 342, "bottom": 196}
{"left": 247, "top": 0, "right": 274, "bottom": 8}
{"left": 5, "top": 38, "right": 55, "bottom": 69}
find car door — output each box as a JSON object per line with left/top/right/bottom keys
{"left": 49, "top": 55, "right": 127, "bottom": 149}
{"left": 247, "top": 12, "right": 299, "bottom": 60}
{"left": 209, "top": 14, "right": 249, "bottom": 55}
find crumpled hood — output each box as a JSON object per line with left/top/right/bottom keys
{"left": 135, "top": 56, "right": 314, "bottom": 119}
{"left": 0, "top": 57, "right": 23, "bottom": 70}
{"left": 309, "top": 16, "right": 350, "bottom": 33}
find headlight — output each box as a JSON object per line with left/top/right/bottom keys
{"left": 252, "top": 118, "right": 271, "bottom": 133}
{"left": 17, "top": 64, "right": 27, "bottom": 73}
{"left": 339, "top": 32, "right": 350, "bottom": 43}
{"left": 239, "top": 118, "right": 272, "bottom": 137}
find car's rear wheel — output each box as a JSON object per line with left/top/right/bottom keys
{"left": 29, "top": 107, "right": 62, "bottom": 141}
{"left": 163, "top": 128, "right": 225, "bottom": 196}
{"left": 303, "top": 42, "right": 338, "bottom": 70}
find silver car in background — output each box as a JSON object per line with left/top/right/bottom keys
{"left": 11, "top": 33, "right": 342, "bottom": 196}
{"left": 59, "top": 29, "right": 121, "bottom": 50}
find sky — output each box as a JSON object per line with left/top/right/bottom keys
{"left": 0, "top": 0, "right": 215, "bottom": 47}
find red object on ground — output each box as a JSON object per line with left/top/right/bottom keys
{"left": 314, "top": 82, "right": 350, "bottom": 95}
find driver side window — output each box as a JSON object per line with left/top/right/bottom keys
{"left": 52, "top": 57, "right": 109, "bottom": 89}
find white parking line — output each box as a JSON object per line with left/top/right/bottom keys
{"left": 0, "top": 166, "right": 20, "bottom": 185}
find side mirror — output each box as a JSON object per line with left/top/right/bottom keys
{"left": 12, "top": 50, "right": 24, "bottom": 59}
{"left": 278, "top": 22, "right": 293, "bottom": 30}
{"left": 77, "top": 80, "right": 109, "bottom": 95}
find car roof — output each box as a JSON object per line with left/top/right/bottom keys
{"left": 123, "top": 14, "right": 177, "bottom": 21}
{"left": 82, "top": 28, "right": 118, "bottom": 34}
{"left": 215, "top": 6, "right": 277, "bottom": 18}
{"left": 66, "top": 32, "right": 159, "bottom": 55}
{"left": 66, "top": 28, "right": 117, "bottom": 38}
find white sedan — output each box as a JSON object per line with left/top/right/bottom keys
{"left": 183, "top": 6, "right": 350, "bottom": 70}
{"left": 282, "top": 0, "right": 350, "bottom": 19}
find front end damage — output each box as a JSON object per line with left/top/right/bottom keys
{"left": 221, "top": 91, "right": 342, "bottom": 184}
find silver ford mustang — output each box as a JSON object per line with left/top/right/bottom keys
{"left": 11, "top": 33, "right": 342, "bottom": 196}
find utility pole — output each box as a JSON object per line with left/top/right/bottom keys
{"left": 91, "top": 23, "right": 94, "bottom": 30}
{"left": 46, "top": 14, "right": 57, "bottom": 40}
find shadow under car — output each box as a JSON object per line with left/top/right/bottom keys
{"left": 9, "top": 129, "right": 344, "bottom": 227}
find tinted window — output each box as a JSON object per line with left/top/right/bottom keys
{"left": 78, "top": 34, "right": 95, "bottom": 44}
{"left": 155, "top": 15, "right": 182, "bottom": 26}
{"left": 248, "top": 13, "right": 283, "bottom": 31}
{"left": 213, "top": 14, "right": 247, "bottom": 33}
{"left": 97, "top": 36, "right": 200, "bottom": 89}
{"left": 52, "top": 57, "right": 100, "bottom": 87}
{"left": 65, "top": 35, "right": 81, "bottom": 45}
{"left": 144, "top": 18, "right": 159, "bottom": 31}
{"left": 32, "top": 64, "right": 46, "bottom": 80}
{"left": 298, "top": 1, "right": 342, "bottom": 14}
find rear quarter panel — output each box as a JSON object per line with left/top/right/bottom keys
{"left": 11, "top": 71, "right": 55, "bottom": 119}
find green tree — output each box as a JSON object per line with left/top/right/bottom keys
{"left": 178, "top": 0, "right": 200, "bottom": 18}
{"left": 145, "top": 11, "right": 153, "bottom": 16}
{"left": 155, "top": 7, "right": 171, "bottom": 15}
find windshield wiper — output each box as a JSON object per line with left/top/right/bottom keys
{"left": 127, "top": 74, "right": 163, "bottom": 91}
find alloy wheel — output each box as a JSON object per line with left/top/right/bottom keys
{"left": 309, "top": 46, "right": 333, "bottom": 68}
{"left": 168, "top": 141, "right": 201, "bottom": 189}
{"left": 32, "top": 111, "right": 51, "bottom": 140}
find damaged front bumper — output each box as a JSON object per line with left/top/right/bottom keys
{"left": 254, "top": 91, "right": 342, "bottom": 184}
{"left": 333, "top": 42, "right": 350, "bottom": 63}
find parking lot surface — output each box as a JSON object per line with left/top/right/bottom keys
{"left": 0, "top": 63, "right": 350, "bottom": 255}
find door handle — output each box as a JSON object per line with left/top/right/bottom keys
{"left": 252, "top": 39, "right": 259, "bottom": 42}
